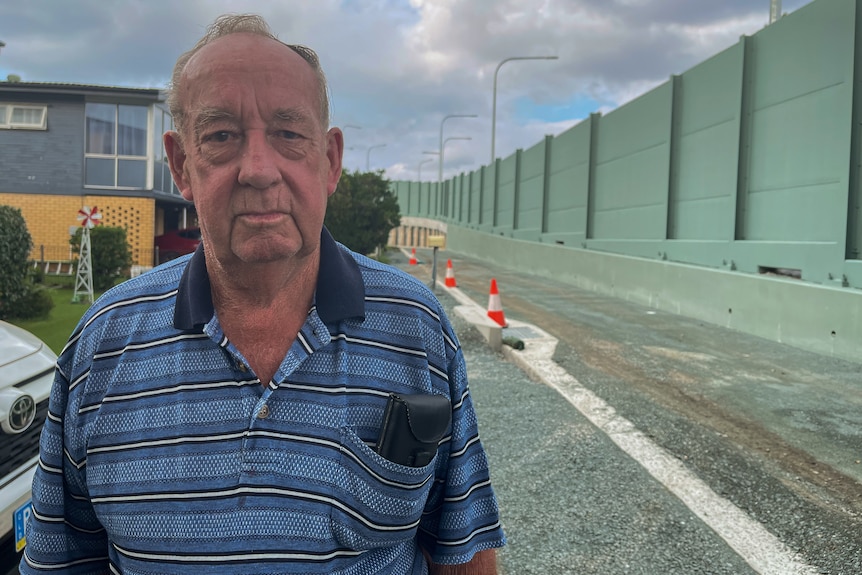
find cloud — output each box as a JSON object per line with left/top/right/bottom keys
{"left": 0, "top": 0, "right": 814, "bottom": 179}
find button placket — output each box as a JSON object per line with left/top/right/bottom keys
{"left": 252, "top": 388, "right": 274, "bottom": 425}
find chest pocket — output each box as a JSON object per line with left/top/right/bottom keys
{"left": 330, "top": 426, "right": 437, "bottom": 551}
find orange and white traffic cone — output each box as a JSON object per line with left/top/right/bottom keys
{"left": 444, "top": 259, "right": 457, "bottom": 288}
{"left": 487, "top": 278, "right": 508, "bottom": 327}
{"left": 409, "top": 248, "right": 417, "bottom": 265}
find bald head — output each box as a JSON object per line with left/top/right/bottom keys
{"left": 166, "top": 14, "right": 330, "bottom": 137}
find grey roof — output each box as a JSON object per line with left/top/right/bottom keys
{"left": 0, "top": 81, "right": 164, "bottom": 100}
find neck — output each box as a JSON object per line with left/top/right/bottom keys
{"left": 206, "top": 253, "right": 320, "bottom": 387}
{"left": 208, "top": 251, "right": 320, "bottom": 312}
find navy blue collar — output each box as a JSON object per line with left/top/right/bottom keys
{"left": 174, "top": 227, "right": 365, "bottom": 330}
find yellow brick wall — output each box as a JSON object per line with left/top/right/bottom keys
{"left": 87, "top": 196, "right": 155, "bottom": 267}
{"left": 0, "top": 193, "right": 155, "bottom": 266}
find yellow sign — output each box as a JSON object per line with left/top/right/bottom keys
{"left": 427, "top": 235, "right": 446, "bottom": 248}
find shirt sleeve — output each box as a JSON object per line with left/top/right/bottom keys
{"left": 20, "top": 340, "right": 110, "bottom": 575}
{"left": 418, "top": 341, "right": 506, "bottom": 565}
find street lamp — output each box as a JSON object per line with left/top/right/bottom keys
{"left": 769, "top": 0, "right": 782, "bottom": 23}
{"left": 439, "top": 114, "right": 477, "bottom": 182}
{"left": 341, "top": 126, "right": 361, "bottom": 157}
{"left": 491, "top": 55, "right": 558, "bottom": 164}
{"left": 342, "top": 125, "right": 361, "bottom": 154}
{"left": 418, "top": 158, "right": 434, "bottom": 181}
{"left": 440, "top": 137, "right": 471, "bottom": 185}
{"left": 345, "top": 146, "right": 361, "bottom": 171}
{"left": 366, "top": 143, "right": 387, "bottom": 171}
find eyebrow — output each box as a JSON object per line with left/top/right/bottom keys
{"left": 193, "top": 108, "right": 236, "bottom": 141}
{"left": 272, "top": 107, "right": 309, "bottom": 124}
{"left": 190, "top": 106, "right": 317, "bottom": 142}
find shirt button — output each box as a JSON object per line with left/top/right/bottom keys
{"left": 257, "top": 404, "right": 270, "bottom": 419}
{"left": 236, "top": 362, "right": 248, "bottom": 373}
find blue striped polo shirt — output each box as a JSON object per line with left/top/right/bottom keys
{"left": 21, "top": 228, "right": 505, "bottom": 575}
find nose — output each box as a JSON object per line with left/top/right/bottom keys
{"left": 237, "top": 130, "right": 281, "bottom": 189}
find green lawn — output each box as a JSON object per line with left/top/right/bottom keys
{"left": 8, "top": 286, "right": 102, "bottom": 355}
{"left": 8, "top": 250, "right": 397, "bottom": 355}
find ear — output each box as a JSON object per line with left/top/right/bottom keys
{"left": 164, "top": 131, "right": 194, "bottom": 202}
{"left": 325, "top": 127, "right": 344, "bottom": 197}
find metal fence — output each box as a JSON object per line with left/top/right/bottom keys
{"left": 29, "top": 245, "right": 161, "bottom": 275}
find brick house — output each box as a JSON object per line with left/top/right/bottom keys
{"left": 0, "top": 82, "right": 195, "bottom": 268}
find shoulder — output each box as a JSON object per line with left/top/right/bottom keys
{"left": 345, "top": 246, "right": 440, "bottom": 305}
{"left": 85, "top": 257, "right": 186, "bottom": 318}
{"left": 338, "top": 245, "right": 462, "bottom": 355}
{"left": 63, "top": 257, "right": 189, "bottom": 358}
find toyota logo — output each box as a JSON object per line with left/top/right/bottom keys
{"left": 8, "top": 395, "right": 36, "bottom": 433}
{"left": 0, "top": 389, "right": 39, "bottom": 434}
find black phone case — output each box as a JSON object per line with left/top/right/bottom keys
{"left": 375, "top": 393, "right": 451, "bottom": 467}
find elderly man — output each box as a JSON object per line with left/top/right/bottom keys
{"left": 21, "top": 13, "right": 504, "bottom": 575}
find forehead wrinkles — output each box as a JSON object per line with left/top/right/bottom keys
{"left": 180, "top": 34, "right": 326, "bottom": 130}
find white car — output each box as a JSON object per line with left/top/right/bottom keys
{"left": 0, "top": 321, "right": 55, "bottom": 571}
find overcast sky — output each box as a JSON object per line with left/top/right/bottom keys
{"left": 0, "top": 0, "right": 813, "bottom": 181}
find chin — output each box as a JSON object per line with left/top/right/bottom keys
{"left": 232, "top": 238, "right": 303, "bottom": 264}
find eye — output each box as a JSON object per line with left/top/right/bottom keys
{"left": 275, "top": 130, "right": 302, "bottom": 140}
{"left": 205, "top": 131, "right": 233, "bottom": 143}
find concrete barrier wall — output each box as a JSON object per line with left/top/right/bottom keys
{"left": 441, "top": 223, "right": 862, "bottom": 364}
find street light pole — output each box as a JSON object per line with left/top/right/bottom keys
{"left": 418, "top": 158, "right": 434, "bottom": 181}
{"left": 366, "top": 143, "right": 387, "bottom": 171}
{"left": 769, "top": 0, "right": 782, "bottom": 23}
{"left": 440, "top": 137, "right": 472, "bottom": 187}
{"left": 340, "top": 126, "right": 362, "bottom": 171}
{"left": 342, "top": 123, "right": 361, "bottom": 137}
{"left": 439, "top": 114, "right": 477, "bottom": 183}
{"left": 491, "top": 55, "right": 558, "bottom": 164}
{"left": 423, "top": 151, "right": 440, "bottom": 179}
{"left": 437, "top": 137, "right": 471, "bottom": 220}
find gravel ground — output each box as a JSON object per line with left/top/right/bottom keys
{"left": 405, "top": 247, "right": 862, "bottom": 575}
{"left": 438, "top": 291, "right": 759, "bottom": 575}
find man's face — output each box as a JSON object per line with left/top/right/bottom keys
{"left": 165, "top": 34, "right": 343, "bottom": 267}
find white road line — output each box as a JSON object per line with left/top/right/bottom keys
{"left": 500, "top": 325, "right": 818, "bottom": 575}
{"left": 421, "top": 254, "right": 817, "bottom": 573}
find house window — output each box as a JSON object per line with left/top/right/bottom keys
{"left": 84, "top": 103, "right": 148, "bottom": 189}
{"left": 0, "top": 103, "right": 48, "bottom": 129}
{"left": 151, "top": 106, "right": 178, "bottom": 195}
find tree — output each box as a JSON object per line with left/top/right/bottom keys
{"left": 325, "top": 169, "right": 401, "bottom": 256}
{"left": 0, "top": 205, "right": 34, "bottom": 318}
{"left": 70, "top": 226, "right": 133, "bottom": 291}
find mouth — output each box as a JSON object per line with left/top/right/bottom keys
{"left": 236, "top": 212, "right": 287, "bottom": 226}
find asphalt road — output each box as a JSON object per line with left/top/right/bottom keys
{"left": 397, "top": 247, "right": 862, "bottom": 575}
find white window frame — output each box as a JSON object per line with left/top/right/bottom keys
{"left": 0, "top": 103, "right": 48, "bottom": 130}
